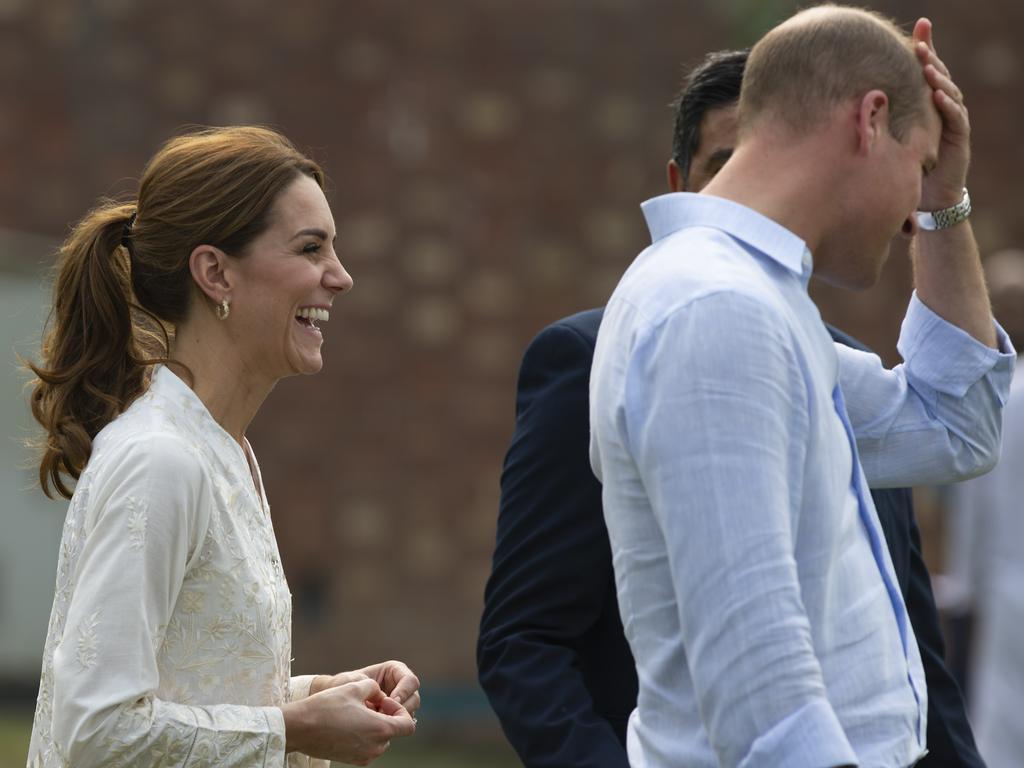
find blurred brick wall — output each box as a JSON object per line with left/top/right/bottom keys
{"left": 2, "top": 0, "right": 1022, "bottom": 687}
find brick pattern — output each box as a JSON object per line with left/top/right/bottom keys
{"left": 2, "top": 0, "right": 1022, "bottom": 684}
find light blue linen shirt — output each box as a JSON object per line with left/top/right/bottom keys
{"left": 589, "top": 192, "right": 1014, "bottom": 768}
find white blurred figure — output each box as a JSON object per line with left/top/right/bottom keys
{"left": 945, "top": 248, "right": 1024, "bottom": 768}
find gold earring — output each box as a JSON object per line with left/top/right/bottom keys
{"left": 216, "top": 299, "right": 230, "bottom": 320}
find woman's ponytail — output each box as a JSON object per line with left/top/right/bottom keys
{"left": 28, "top": 202, "right": 152, "bottom": 499}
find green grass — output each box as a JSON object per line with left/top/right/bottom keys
{"left": 0, "top": 712, "right": 521, "bottom": 768}
{"left": 0, "top": 713, "right": 30, "bottom": 768}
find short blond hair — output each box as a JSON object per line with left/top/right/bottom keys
{"left": 739, "top": 4, "right": 926, "bottom": 141}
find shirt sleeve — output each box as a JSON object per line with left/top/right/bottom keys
{"left": 50, "top": 432, "right": 288, "bottom": 768}
{"left": 839, "top": 292, "right": 1016, "bottom": 488}
{"left": 287, "top": 676, "right": 316, "bottom": 703}
{"left": 622, "top": 292, "right": 857, "bottom": 768}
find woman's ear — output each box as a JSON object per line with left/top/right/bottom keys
{"left": 189, "top": 244, "right": 232, "bottom": 304}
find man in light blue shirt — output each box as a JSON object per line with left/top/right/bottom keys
{"left": 589, "top": 8, "right": 1014, "bottom": 768}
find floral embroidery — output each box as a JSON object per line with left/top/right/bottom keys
{"left": 76, "top": 611, "right": 100, "bottom": 670}
{"left": 28, "top": 367, "right": 308, "bottom": 767}
{"left": 147, "top": 729, "right": 190, "bottom": 764}
{"left": 179, "top": 590, "right": 204, "bottom": 614}
{"left": 125, "top": 498, "right": 148, "bottom": 551}
{"left": 203, "top": 615, "right": 232, "bottom": 642}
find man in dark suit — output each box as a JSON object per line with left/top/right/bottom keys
{"left": 477, "top": 48, "right": 985, "bottom": 768}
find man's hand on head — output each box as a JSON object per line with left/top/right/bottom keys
{"left": 913, "top": 17, "right": 970, "bottom": 210}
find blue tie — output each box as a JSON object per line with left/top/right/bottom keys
{"left": 831, "top": 384, "right": 908, "bottom": 648}
{"left": 831, "top": 383, "right": 923, "bottom": 738}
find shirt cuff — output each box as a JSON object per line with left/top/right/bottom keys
{"left": 739, "top": 699, "right": 857, "bottom": 768}
{"left": 272, "top": 702, "right": 331, "bottom": 768}
{"left": 897, "top": 291, "right": 1016, "bottom": 398}
{"left": 287, "top": 754, "right": 331, "bottom": 768}
{"left": 261, "top": 706, "right": 288, "bottom": 767}
{"left": 288, "top": 675, "right": 318, "bottom": 702}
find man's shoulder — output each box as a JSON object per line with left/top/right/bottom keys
{"left": 553, "top": 307, "right": 604, "bottom": 339}
{"left": 616, "top": 230, "right": 788, "bottom": 325}
{"left": 530, "top": 307, "right": 605, "bottom": 351}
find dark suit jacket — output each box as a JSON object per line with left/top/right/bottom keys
{"left": 478, "top": 307, "right": 985, "bottom": 768}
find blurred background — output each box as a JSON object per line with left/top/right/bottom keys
{"left": 1, "top": 0, "right": 1022, "bottom": 765}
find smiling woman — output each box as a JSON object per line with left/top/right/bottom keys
{"left": 24, "top": 126, "right": 418, "bottom": 768}
{"left": 179, "top": 171, "right": 352, "bottom": 392}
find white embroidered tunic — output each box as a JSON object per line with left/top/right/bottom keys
{"left": 28, "top": 367, "right": 324, "bottom": 767}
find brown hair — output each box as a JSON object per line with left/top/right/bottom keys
{"left": 739, "top": 4, "right": 926, "bottom": 141}
{"left": 28, "top": 126, "right": 324, "bottom": 499}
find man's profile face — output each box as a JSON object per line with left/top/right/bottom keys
{"left": 688, "top": 104, "right": 739, "bottom": 192}
{"left": 853, "top": 93, "right": 942, "bottom": 286}
{"left": 670, "top": 102, "right": 739, "bottom": 193}
{"left": 810, "top": 86, "right": 941, "bottom": 291}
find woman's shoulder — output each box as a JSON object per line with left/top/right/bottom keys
{"left": 89, "top": 393, "right": 207, "bottom": 486}
{"left": 63, "top": 396, "right": 217, "bottom": 571}
{"left": 74, "top": 397, "right": 216, "bottom": 546}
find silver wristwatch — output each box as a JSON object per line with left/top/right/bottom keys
{"left": 916, "top": 187, "right": 971, "bottom": 231}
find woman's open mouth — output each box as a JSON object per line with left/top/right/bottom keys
{"left": 295, "top": 307, "right": 329, "bottom": 336}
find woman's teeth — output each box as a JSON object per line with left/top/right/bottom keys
{"left": 295, "top": 307, "right": 329, "bottom": 328}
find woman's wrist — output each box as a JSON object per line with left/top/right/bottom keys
{"left": 280, "top": 700, "right": 311, "bottom": 754}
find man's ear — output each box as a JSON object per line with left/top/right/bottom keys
{"left": 667, "top": 158, "right": 686, "bottom": 192}
{"left": 856, "top": 89, "right": 890, "bottom": 155}
{"left": 189, "top": 244, "right": 232, "bottom": 305}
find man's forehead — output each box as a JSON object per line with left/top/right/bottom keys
{"left": 922, "top": 96, "right": 943, "bottom": 157}
{"left": 906, "top": 85, "right": 942, "bottom": 159}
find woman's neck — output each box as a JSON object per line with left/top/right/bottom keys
{"left": 169, "top": 318, "right": 274, "bottom": 446}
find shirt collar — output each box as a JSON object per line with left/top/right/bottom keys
{"left": 151, "top": 364, "right": 195, "bottom": 400}
{"left": 150, "top": 364, "right": 254, "bottom": 482}
{"left": 641, "top": 192, "right": 812, "bottom": 281}
{"left": 150, "top": 365, "right": 218, "bottom": 434}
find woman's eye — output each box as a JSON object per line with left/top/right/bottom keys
{"left": 302, "top": 242, "right": 321, "bottom": 255}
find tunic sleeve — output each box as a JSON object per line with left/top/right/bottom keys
{"left": 49, "top": 432, "right": 288, "bottom": 767}
{"left": 287, "top": 676, "right": 316, "bottom": 703}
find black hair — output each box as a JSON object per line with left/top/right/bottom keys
{"left": 670, "top": 49, "right": 749, "bottom": 186}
